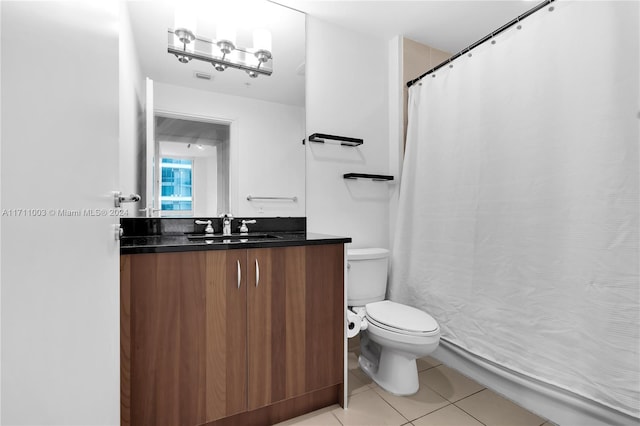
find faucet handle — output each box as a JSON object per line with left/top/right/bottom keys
{"left": 195, "top": 219, "right": 214, "bottom": 234}
{"left": 239, "top": 219, "right": 257, "bottom": 234}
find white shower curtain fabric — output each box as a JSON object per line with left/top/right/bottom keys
{"left": 390, "top": 1, "right": 639, "bottom": 418}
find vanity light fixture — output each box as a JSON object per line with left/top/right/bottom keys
{"left": 173, "top": 6, "right": 196, "bottom": 63}
{"left": 167, "top": 26, "right": 273, "bottom": 78}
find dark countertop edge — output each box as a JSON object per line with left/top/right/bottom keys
{"left": 120, "top": 216, "right": 307, "bottom": 237}
{"left": 120, "top": 234, "right": 352, "bottom": 255}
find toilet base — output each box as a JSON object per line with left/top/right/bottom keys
{"left": 359, "top": 332, "right": 422, "bottom": 396}
{"left": 359, "top": 348, "right": 420, "bottom": 396}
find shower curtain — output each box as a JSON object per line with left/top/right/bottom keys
{"left": 389, "top": 1, "right": 639, "bottom": 418}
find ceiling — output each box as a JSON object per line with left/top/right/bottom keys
{"left": 156, "top": 116, "right": 229, "bottom": 142}
{"left": 274, "top": 1, "right": 538, "bottom": 54}
{"left": 156, "top": 116, "right": 229, "bottom": 158}
{"left": 127, "top": 1, "right": 538, "bottom": 105}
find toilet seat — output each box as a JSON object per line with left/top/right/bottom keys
{"left": 365, "top": 300, "right": 439, "bottom": 337}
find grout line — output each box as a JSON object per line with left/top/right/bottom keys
{"left": 452, "top": 390, "right": 489, "bottom": 426}
{"left": 331, "top": 410, "right": 343, "bottom": 425}
{"left": 339, "top": 388, "right": 410, "bottom": 425}
{"left": 417, "top": 379, "right": 458, "bottom": 404}
{"left": 418, "top": 383, "right": 448, "bottom": 402}
{"left": 419, "top": 365, "right": 487, "bottom": 404}
{"left": 416, "top": 358, "right": 443, "bottom": 373}
{"left": 454, "top": 388, "right": 487, "bottom": 403}
{"left": 453, "top": 388, "right": 549, "bottom": 425}
{"left": 369, "top": 388, "right": 411, "bottom": 423}
{"left": 453, "top": 405, "right": 488, "bottom": 426}
{"left": 412, "top": 402, "right": 484, "bottom": 426}
{"left": 417, "top": 364, "right": 439, "bottom": 373}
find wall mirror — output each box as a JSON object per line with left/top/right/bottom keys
{"left": 127, "top": 0, "right": 306, "bottom": 218}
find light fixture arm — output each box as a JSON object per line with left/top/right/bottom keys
{"left": 174, "top": 39, "right": 192, "bottom": 63}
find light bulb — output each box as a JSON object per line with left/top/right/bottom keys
{"left": 217, "top": 23, "right": 236, "bottom": 53}
{"left": 253, "top": 28, "right": 272, "bottom": 53}
{"left": 253, "top": 28, "right": 272, "bottom": 63}
{"left": 174, "top": 5, "right": 196, "bottom": 43}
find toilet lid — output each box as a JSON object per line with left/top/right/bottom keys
{"left": 347, "top": 248, "right": 389, "bottom": 260}
{"left": 365, "top": 300, "right": 439, "bottom": 334}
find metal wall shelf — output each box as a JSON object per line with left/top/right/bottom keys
{"left": 306, "top": 133, "right": 363, "bottom": 147}
{"left": 343, "top": 173, "right": 394, "bottom": 181}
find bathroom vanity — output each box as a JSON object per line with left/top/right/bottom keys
{"left": 119, "top": 218, "right": 349, "bottom": 426}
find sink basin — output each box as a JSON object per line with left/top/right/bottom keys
{"left": 185, "top": 232, "right": 280, "bottom": 241}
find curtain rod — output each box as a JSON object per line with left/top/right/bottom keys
{"left": 406, "top": 0, "right": 555, "bottom": 88}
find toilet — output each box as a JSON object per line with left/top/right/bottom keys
{"left": 348, "top": 248, "right": 440, "bottom": 396}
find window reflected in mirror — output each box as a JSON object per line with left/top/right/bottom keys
{"left": 160, "top": 158, "right": 193, "bottom": 214}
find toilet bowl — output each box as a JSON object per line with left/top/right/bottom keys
{"left": 359, "top": 300, "right": 440, "bottom": 395}
{"left": 347, "top": 248, "right": 441, "bottom": 396}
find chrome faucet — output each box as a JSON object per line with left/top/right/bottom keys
{"left": 195, "top": 219, "right": 214, "bottom": 235}
{"left": 220, "top": 213, "right": 233, "bottom": 236}
{"left": 139, "top": 207, "right": 161, "bottom": 218}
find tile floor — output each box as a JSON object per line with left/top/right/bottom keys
{"left": 277, "top": 347, "right": 555, "bottom": 426}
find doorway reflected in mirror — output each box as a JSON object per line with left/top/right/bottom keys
{"left": 155, "top": 115, "right": 230, "bottom": 217}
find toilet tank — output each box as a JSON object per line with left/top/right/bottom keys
{"left": 347, "top": 248, "right": 390, "bottom": 307}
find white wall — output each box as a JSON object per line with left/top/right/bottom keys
{"left": 193, "top": 154, "right": 218, "bottom": 216}
{"left": 119, "top": 4, "right": 145, "bottom": 217}
{"left": 0, "top": 2, "right": 3, "bottom": 421}
{"left": 208, "top": 153, "right": 219, "bottom": 214}
{"left": 306, "top": 17, "right": 391, "bottom": 248}
{"left": 388, "top": 36, "right": 404, "bottom": 249}
{"left": 153, "top": 82, "right": 306, "bottom": 218}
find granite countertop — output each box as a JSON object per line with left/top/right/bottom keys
{"left": 120, "top": 231, "right": 351, "bottom": 255}
{"left": 119, "top": 217, "right": 351, "bottom": 254}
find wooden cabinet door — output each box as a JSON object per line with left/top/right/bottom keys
{"left": 304, "top": 244, "right": 344, "bottom": 392}
{"left": 123, "top": 252, "right": 208, "bottom": 426}
{"left": 247, "top": 246, "right": 307, "bottom": 410}
{"left": 122, "top": 250, "right": 248, "bottom": 426}
{"left": 204, "top": 249, "right": 248, "bottom": 422}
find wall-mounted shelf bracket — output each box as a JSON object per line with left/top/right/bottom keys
{"left": 306, "top": 133, "right": 363, "bottom": 147}
{"left": 343, "top": 173, "right": 394, "bottom": 181}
